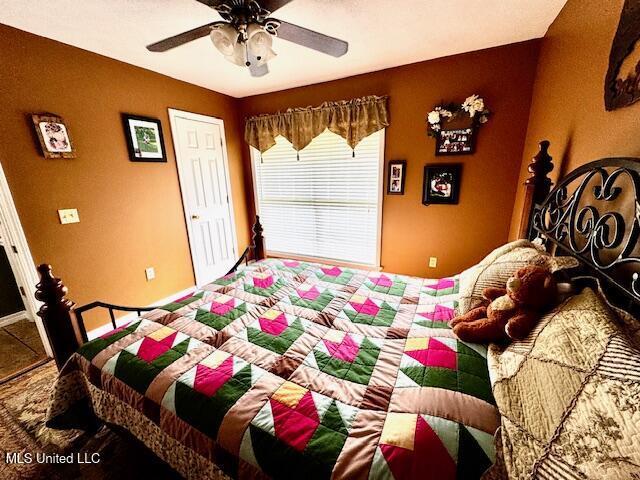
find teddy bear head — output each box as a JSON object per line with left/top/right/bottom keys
{"left": 505, "top": 265, "right": 556, "bottom": 310}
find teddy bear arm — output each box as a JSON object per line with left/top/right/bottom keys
{"left": 483, "top": 287, "right": 507, "bottom": 301}
{"left": 453, "top": 317, "right": 508, "bottom": 343}
{"left": 449, "top": 305, "right": 487, "bottom": 328}
{"left": 505, "top": 310, "right": 539, "bottom": 340}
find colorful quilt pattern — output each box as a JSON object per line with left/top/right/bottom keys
{"left": 303, "top": 330, "right": 382, "bottom": 384}
{"left": 396, "top": 337, "right": 493, "bottom": 404}
{"left": 364, "top": 273, "right": 408, "bottom": 296}
{"left": 62, "top": 258, "right": 498, "bottom": 480}
{"left": 237, "top": 308, "right": 308, "bottom": 355}
{"left": 413, "top": 301, "right": 457, "bottom": 328}
{"left": 287, "top": 282, "right": 336, "bottom": 312}
{"left": 195, "top": 293, "right": 250, "bottom": 331}
{"left": 343, "top": 294, "right": 399, "bottom": 326}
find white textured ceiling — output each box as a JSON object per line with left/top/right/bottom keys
{"left": 0, "top": 0, "right": 567, "bottom": 98}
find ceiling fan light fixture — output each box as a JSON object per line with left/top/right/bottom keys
{"left": 258, "top": 46, "right": 277, "bottom": 65}
{"left": 224, "top": 40, "right": 248, "bottom": 67}
{"left": 246, "top": 24, "right": 276, "bottom": 65}
{"left": 210, "top": 23, "right": 238, "bottom": 57}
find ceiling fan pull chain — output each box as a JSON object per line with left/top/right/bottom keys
{"left": 296, "top": 151, "right": 300, "bottom": 161}
{"left": 352, "top": 149, "right": 355, "bottom": 158}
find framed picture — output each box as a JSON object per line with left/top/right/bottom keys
{"left": 31, "top": 113, "right": 76, "bottom": 159}
{"left": 387, "top": 160, "right": 406, "bottom": 195}
{"left": 422, "top": 163, "right": 462, "bottom": 205}
{"left": 122, "top": 114, "right": 167, "bottom": 162}
{"left": 435, "top": 127, "right": 476, "bottom": 156}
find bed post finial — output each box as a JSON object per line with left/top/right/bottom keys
{"left": 252, "top": 216, "right": 265, "bottom": 260}
{"left": 35, "top": 264, "right": 79, "bottom": 369}
{"left": 518, "top": 140, "right": 554, "bottom": 239}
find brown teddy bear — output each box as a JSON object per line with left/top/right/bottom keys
{"left": 450, "top": 265, "right": 559, "bottom": 343}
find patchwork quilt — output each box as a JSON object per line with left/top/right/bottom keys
{"left": 48, "top": 259, "right": 499, "bottom": 480}
{"left": 486, "top": 288, "right": 640, "bottom": 479}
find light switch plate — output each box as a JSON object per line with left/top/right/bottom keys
{"left": 58, "top": 208, "right": 79, "bottom": 224}
{"left": 429, "top": 257, "right": 438, "bottom": 268}
{"left": 145, "top": 267, "right": 155, "bottom": 281}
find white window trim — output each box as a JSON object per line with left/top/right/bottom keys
{"left": 250, "top": 129, "right": 385, "bottom": 269}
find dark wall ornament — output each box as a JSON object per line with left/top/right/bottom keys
{"left": 435, "top": 127, "right": 476, "bottom": 156}
{"left": 387, "top": 160, "right": 407, "bottom": 195}
{"left": 422, "top": 163, "right": 462, "bottom": 205}
{"left": 604, "top": 0, "right": 640, "bottom": 111}
{"left": 122, "top": 114, "right": 167, "bottom": 162}
{"left": 31, "top": 113, "right": 76, "bottom": 159}
{"left": 426, "top": 95, "right": 490, "bottom": 155}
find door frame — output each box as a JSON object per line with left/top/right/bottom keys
{"left": 0, "top": 159, "right": 53, "bottom": 357}
{"left": 168, "top": 108, "right": 239, "bottom": 286}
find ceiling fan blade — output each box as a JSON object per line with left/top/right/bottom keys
{"left": 195, "top": 0, "right": 227, "bottom": 7}
{"left": 146, "top": 22, "right": 220, "bottom": 52}
{"left": 260, "top": 0, "right": 295, "bottom": 14}
{"left": 249, "top": 62, "right": 269, "bottom": 77}
{"left": 274, "top": 20, "right": 348, "bottom": 57}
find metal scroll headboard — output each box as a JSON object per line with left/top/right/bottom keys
{"left": 529, "top": 158, "right": 640, "bottom": 307}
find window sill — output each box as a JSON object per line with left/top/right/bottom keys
{"left": 266, "top": 251, "right": 382, "bottom": 272}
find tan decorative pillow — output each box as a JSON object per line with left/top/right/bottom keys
{"left": 486, "top": 288, "right": 640, "bottom": 479}
{"left": 457, "top": 240, "right": 579, "bottom": 315}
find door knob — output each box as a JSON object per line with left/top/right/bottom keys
{"left": 191, "top": 214, "right": 200, "bottom": 220}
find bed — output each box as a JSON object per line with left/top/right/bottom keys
{"left": 39, "top": 142, "right": 640, "bottom": 479}
{"left": 45, "top": 257, "right": 498, "bottom": 479}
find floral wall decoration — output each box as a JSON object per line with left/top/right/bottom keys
{"left": 426, "top": 95, "right": 490, "bottom": 155}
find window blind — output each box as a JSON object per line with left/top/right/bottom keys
{"left": 252, "top": 129, "right": 383, "bottom": 266}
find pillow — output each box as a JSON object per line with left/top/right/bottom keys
{"left": 576, "top": 275, "right": 640, "bottom": 348}
{"left": 486, "top": 287, "right": 640, "bottom": 479}
{"left": 457, "top": 239, "right": 578, "bottom": 315}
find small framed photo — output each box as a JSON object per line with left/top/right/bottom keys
{"left": 423, "top": 163, "right": 462, "bottom": 205}
{"left": 436, "top": 127, "right": 476, "bottom": 156}
{"left": 122, "top": 114, "right": 167, "bottom": 162}
{"left": 387, "top": 160, "right": 406, "bottom": 195}
{"left": 31, "top": 114, "right": 75, "bottom": 159}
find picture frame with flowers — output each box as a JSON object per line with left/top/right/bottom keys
{"left": 426, "top": 95, "right": 490, "bottom": 156}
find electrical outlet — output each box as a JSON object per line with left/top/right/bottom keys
{"left": 58, "top": 208, "right": 79, "bottom": 224}
{"left": 429, "top": 257, "right": 438, "bottom": 268}
{"left": 145, "top": 267, "right": 155, "bottom": 281}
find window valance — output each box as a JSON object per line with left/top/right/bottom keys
{"left": 244, "top": 95, "right": 389, "bottom": 154}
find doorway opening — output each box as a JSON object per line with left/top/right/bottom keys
{"left": 0, "top": 160, "right": 52, "bottom": 383}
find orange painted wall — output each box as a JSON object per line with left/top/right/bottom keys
{"left": 0, "top": 24, "right": 250, "bottom": 330}
{"left": 0, "top": 22, "right": 543, "bottom": 334}
{"left": 240, "top": 41, "right": 541, "bottom": 278}
{"left": 509, "top": 0, "right": 640, "bottom": 238}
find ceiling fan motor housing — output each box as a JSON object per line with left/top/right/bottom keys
{"left": 217, "top": 0, "right": 272, "bottom": 26}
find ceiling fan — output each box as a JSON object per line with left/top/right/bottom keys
{"left": 146, "top": 0, "right": 349, "bottom": 77}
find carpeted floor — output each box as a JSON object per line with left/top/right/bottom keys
{"left": 0, "top": 319, "right": 48, "bottom": 381}
{"left": 0, "top": 361, "right": 181, "bottom": 479}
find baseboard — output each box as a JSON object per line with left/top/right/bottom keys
{"left": 85, "top": 286, "right": 196, "bottom": 340}
{"left": 0, "top": 310, "right": 28, "bottom": 328}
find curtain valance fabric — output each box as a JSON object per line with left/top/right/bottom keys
{"left": 244, "top": 95, "right": 389, "bottom": 153}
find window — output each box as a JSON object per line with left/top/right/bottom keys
{"left": 252, "top": 129, "right": 384, "bottom": 266}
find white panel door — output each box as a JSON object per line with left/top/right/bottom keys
{"left": 172, "top": 113, "right": 237, "bottom": 285}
